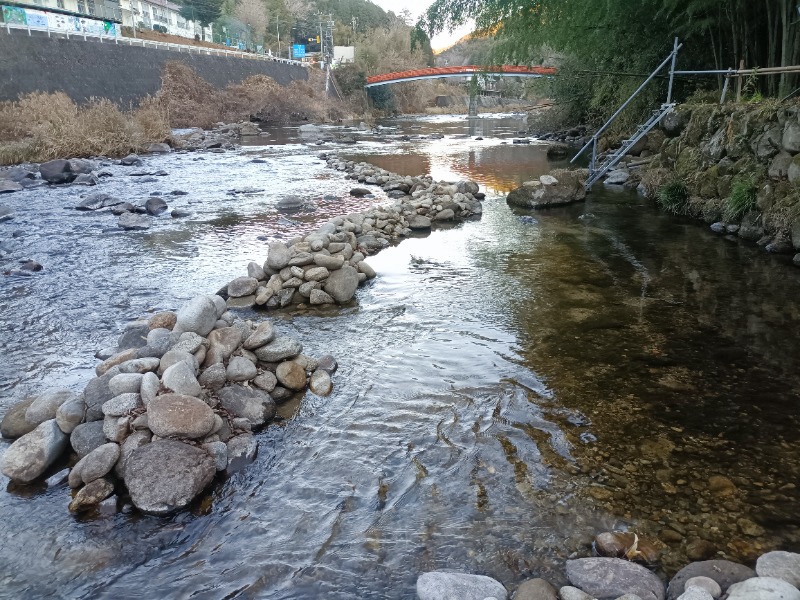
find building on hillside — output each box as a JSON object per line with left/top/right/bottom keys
{"left": 0, "top": 0, "right": 122, "bottom": 34}
{"left": 119, "top": 0, "right": 211, "bottom": 41}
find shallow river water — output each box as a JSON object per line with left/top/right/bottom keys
{"left": 1, "top": 114, "right": 799, "bottom": 598}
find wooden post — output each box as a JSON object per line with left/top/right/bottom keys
{"left": 735, "top": 59, "right": 745, "bottom": 102}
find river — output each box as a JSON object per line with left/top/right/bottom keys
{"left": 1, "top": 113, "right": 799, "bottom": 598}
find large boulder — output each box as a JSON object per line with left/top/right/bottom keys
{"left": 756, "top": 551, "right": 800, "bottom": 587}
{"left": 507, "top": 170, "right": 587, "bottom": 208}
{"left": 323, "top": 264, "right": 359, "bottom": 303}
{"left": 416, "top": 571, "right": 507, "bottom": 600}
{"left": 566, "top": 558, "right": 664, "bottom": 600}
{"left": 666, "top": 560, "right": 755, "bottom": 600}
{"left": 39, "top": 159, "right": 73, "bottom": 184}
{"left": 123, "top": 440, "right": 215, "bottom": 515}
{"left": 216, "top": 385, "right": 275, "bottom": 428}
{"left": 1, "top": 420, "right": 69, "bottom": 482}
{"left": 147, "top": 394, "right": 215, "bottom": 439}
{"left": 176, "top": 295, "right": 218, "bottom": 336}
{"left": 726, "top": 577, "right": 800, "bottom": 600}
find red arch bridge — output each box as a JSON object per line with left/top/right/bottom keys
{"left": 364, "top": 65, "right": 557, "bottom": 88}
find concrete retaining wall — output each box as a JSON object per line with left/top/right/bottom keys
{"left": 0, "top": 31, "right": 308, "bottom": 105}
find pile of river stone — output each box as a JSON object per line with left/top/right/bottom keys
{"left": 0, "top": 293, "right": 336, "bottom": 515}
{"left": 416, "top": 549, "right": 800, "bottom": 600}
{"left": 216, "top": 157, "right": 484, "bottom": 311}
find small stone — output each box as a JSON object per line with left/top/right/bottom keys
{"left": 79, "top": 442, "right": 120, "bottom": 483}
{"left": 683, "top": 577, "right": 721, "bottom": 599}
{"left": 247, "top": 262, "right": 266, "bottom": 280}
{"left": 310, "top": 289, "right": 335, "bottom": 305}
{"left": 226, "top": 433, "right": 258, "bottom": 473}
{"left": 707, "top": 475, "right": 736, "bottom": 496}
{"left": 676, "top": 588, "right": 712, "bottom": 600}
{"left": 254, "top": 336, "right": 302, "bottom": 362}
{"left": 686, "top": 539, "right": 716, "bottom": 561}
{"left": 303, "top": 266, "right": 330, "bottom": 281}
{"left": 199, "top": 363, "right": 227, "bottom": 391}
{"left": 68, "top": 478, "right": 115, "bottom": 512}
{"left": 309, "top": 369, "right": 332, "bottom": 396}
{"left": 416, "top": 571, "right": 507, "bottom": 600}
{"left": 276, "top": 361, "right": 307, "bottom": 391}
{"left": 242, "top": 321, "right": 275, "bottom": 350}
{"left": 228, "top": 276, "right": 259, "bottom": 298}
{"left": 109, "top": 373, "right": 144, "bottom": 396}
{"left": 161, "top": 361, "right": 202, "bottom": 397}
{"left": 203, "top": 441, "right": 228, "bottom": 471}
{"left": 316, "top": 355, "right": 338, "bottom": 374}
{"left": 140, "top": 371, "right": 160, "bottom": 406}
{"left": 144, "top": 197, "right": 168, "bottom": 216}
{"left": 314, "top": 253, "right": 345, "bottom": 270}
{"left": 158, "top": 350, "right": 198, "bottom": 376}
{"left": 148, "top": 311, "right": 177, "bottom": 330}
{"left": 147, "top": 394, "right": 215, "bottom": 439}
{"left": 55, "top": 395, "right": 86, "bottom": 434}
{"left": 227, "top": 356, "right": 258, "bottom": 382}
{"left": 559, "top": 587, "right": 594, "bottom": 600}
{"left": 513, "top": 578, "right": 556, "bottom": 600}
{"left": 216, "top": 385, "right": 275, "bottom": 428}
{"left": 70, "top": 421, "right": 107, "bottom": 458}
{"left": 102, "top": 393, "right": 142, "bottom": 417}
{"left": 252, "top": 371, "right": 277, "bottom": 392}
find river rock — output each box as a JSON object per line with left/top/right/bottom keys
{"left": 118, "top": 212, "right": 152, "bottom": 230}
{"left": 70, "top": 421, "right": 107, "bottom": 458}
{"left": 120, "top": 153, "right": 142, "bottom": 166}
{"left": 102, "top": 393, "right": 142, "bottom": 417}
{"left": 79, "top": 442, "right": 120, "bottom": 483}
{"left": 1, "top": 398, "right": 37, "bottom": 439}
{"left": 171, "top": 331, "right": 204, "bottom": 355}
{"left": 309, "top": 369, "right": 332, "bottom": 396}
{"left": 666, "top": 560, "right": 755, "bottom": 599}
{"left": 114, "top": 429, "right": 151, "bottom": 478}
{"left": 198, "top": 363, "right": 227, "bottom": 392}
{"left": 216, "top": 385, "right": 275, "bottom": 428}
{"left": 124, "top": 440, "right": 215, "bottom": 515}
{"left": 226, "top": 356, "right": 258, "bottom": 382}
{"left": 25, "top": 388, "right": 77, "bottom": 426}
{"left": 314, "top": 253, "right": 345, "bottom": 270}
{"left": 55, "top": 395, "right": 85, "bottom": 434}
{"left": 595, "top": 531, "right": 660, "bottom": 563}
{"left": 323, "top": 264, "right": 359, "bottom": 303}
{"left": 726, "top": 578, "right": 800, "bottom": 600}
{"left": 316, "top": 355, "right": 338, "bottom": 374}
{"left": 559, "top": 587, "right": 594, "bottom": 600}
{"left": 242, "top": 321, "right": 275, "bottom": 350}
{"left": 226, "top": 433, "right": 258, "bottom": 473}
{"left": 0, "top": 180, "right": 22, "bottom": 194}
{"left": 683, "top": 577, "right": 721, "bottom": 599}
{"left": 109, "top": 373, "right": 144, "bottom": 396}
{"left": 304, "top": 266, "right": 330, "bottom": 282}
{"left": 144, "top": 197, "right": 168, "bottom": 216}
{"left": 203, "top": 440, "right": 228, "bottom": 471}
{"left": 39, "top": 159, "right": 73, "bottom": 184}
{"left": 158, "top": 350, "right": 198, "bottom": 376}
{"left": 566, "top": 558, "right": 664, "bottom": 600}
{"left": 253, "top": 371, "right": 277, "bottom": 392}
{"left": 507, "top": 170, "right": 588, "bottom": 208}
{"left": 148, "top": 311, "right": 177, "bottom": 330}
{"left": 357, "top": 261, "right": 376, "bottom": 278}
{"left": 1, "top": 420, "right": 69, "bottom": 482}
{"left": 147, "top": 394, "right": 215, "bottom": 439}
{"left": 139, "top": 371, "right": 160, "bottom": 406}
{"left": 276, "top": 361, "right": 307, "bottom": 391}
{"left": 161, "top": 361, "right": 202, "bottom": 397}
{"left": 175, "top": 295, "right": 218, "bottom": 336}
{"left": 204, "top": 327, "right": 243, "bottom": 366}
{"left": 605, "top": 169, "right": 630, "bottom": 185}
{"left": 228, "top": 276, "right": 259, "bottom": 298}
{"left": 267, "top": 242, "right": 292, "bottom": 270}
{"left": 310, "top": 289, "right": 335, "bottom": 305}
{"left": 68, "top": 477, "right": 114, "bottom": 512}
{"left": 676, "top": 588, "right": 713, "bottom": 600}
{"left": 254, "top": 336, "right": 302, "bottom": 362}
{"left": 756, "top": 551, "right": 800, "bottom": 586}
{"left": 117, "top": 357, "right": 161, "bottom": 375}
{"left": 513, "top": 578, "right": 557, "bottom": 600}
{"left": 416, "top": 571, "right": 507, "bottom": 600}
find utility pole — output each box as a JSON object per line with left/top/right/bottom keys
{"left": 276, "top": 15, "right": 281, "bottom": 55}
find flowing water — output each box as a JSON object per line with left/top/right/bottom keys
{"left": 1, "top": 114, "right": 799, "bottom": 598}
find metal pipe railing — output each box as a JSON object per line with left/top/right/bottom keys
{"left": 572, "top": 39, "right": 683, "bottom": 164}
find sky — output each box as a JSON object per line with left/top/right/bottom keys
{"left": 369, "top": 0, "right": 475, "bottom": 51}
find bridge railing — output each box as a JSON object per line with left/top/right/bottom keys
{"left": 2, "top": 21, "right": 307, "bottom": 67}
{"left": 366, "top": 65, "right": 556, "bottom": 85}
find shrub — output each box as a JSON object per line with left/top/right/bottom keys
{"left": 0, "top": 92, "right": 170, "bottom": 165}
{"left": 725, "top": 177, "right": 758, "bottom": 221}
{"left": 657, "top": 179, "right": 690, "bottom": 215}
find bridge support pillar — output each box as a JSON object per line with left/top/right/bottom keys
{"left": 468, "top": 95, "right": 478, "bottom": 117}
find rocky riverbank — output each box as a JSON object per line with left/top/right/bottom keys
{"left": 0, "top": 145, "right": 486, "bottom": 515}
{"left": 416, "top": 546, "right": 800, "bottom": 600}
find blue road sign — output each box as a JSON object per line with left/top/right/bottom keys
{"left": 292, "top": 44, "right": 306, "bottom": 58}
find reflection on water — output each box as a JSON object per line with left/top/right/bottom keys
{"left": 1, "top": 114, "right": 799, "bottom": 597}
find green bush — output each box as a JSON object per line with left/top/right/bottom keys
{"left": 725, "top": 177, "right": 758, "bottom": 221}
{"left": 657, "top": 180, "right": 690, "bottom": 215}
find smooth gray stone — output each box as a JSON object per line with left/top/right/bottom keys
{"left": 416, "top": 571, "right": 508, "bottom": 600}
{"left": 1, "top": 420, "right": 68, "bottom": 482}
{"left": 566, "top": 558, "right": 664, "bottom": 600}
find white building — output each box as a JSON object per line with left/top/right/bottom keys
{"left": 120, "top": 0, "right": 211, "bottom": 40}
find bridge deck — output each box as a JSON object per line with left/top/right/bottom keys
{"left": 365, "top": 65, "right": 557, "bottom": 87}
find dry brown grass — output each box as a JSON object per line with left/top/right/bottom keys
{"left": 0, "top": 93, "right": 170, "bottom": 165}
{"left": 159, "top": 62, "right": 348, "bottom": 129}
